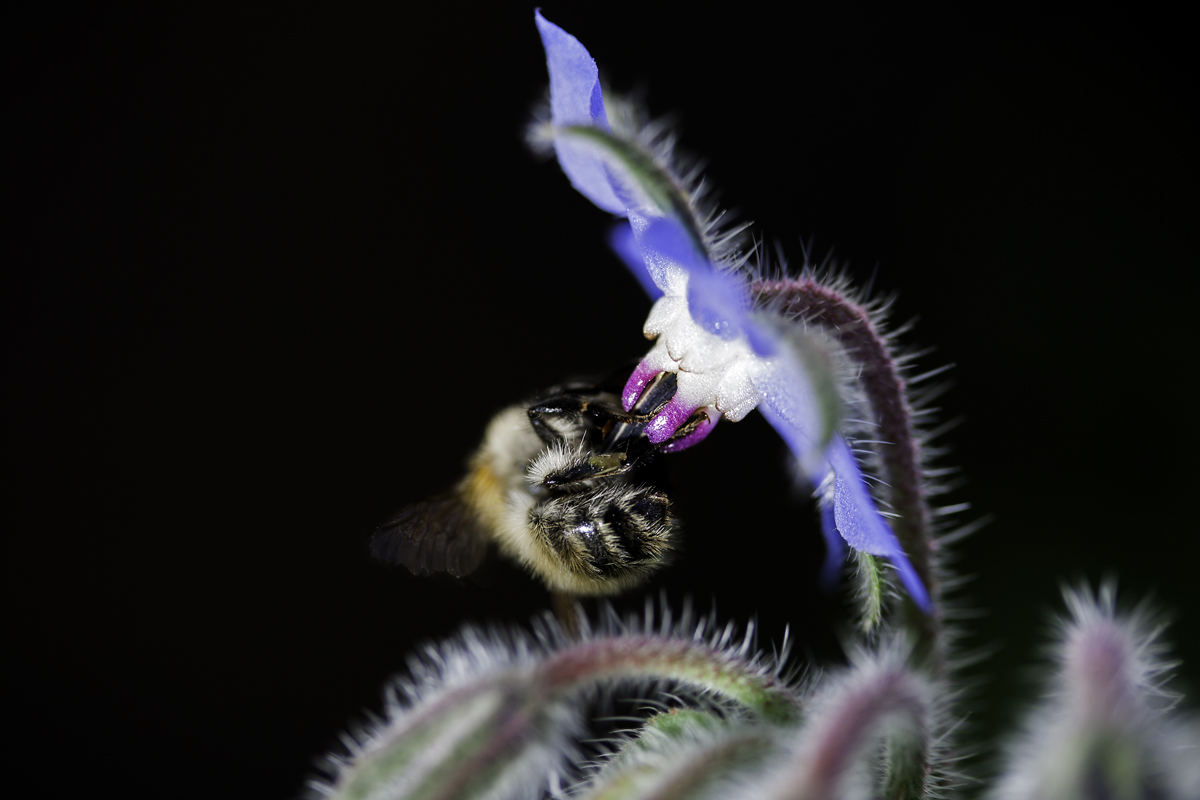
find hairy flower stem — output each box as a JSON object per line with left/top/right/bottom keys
{"left": 324, "top": 633, "right": 801, "bottom": 799}
{"left": 770, "top": 667, "right": 929, "bottom": 800}
{"left": 538, "top": 635, "right": 804, "bottom": 723}
{"left": 752, "top": 279, "right": 943, "bottom": 675}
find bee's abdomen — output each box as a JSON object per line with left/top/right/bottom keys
{"left": 529, "top": 485, "right": 674, "bottom": 579}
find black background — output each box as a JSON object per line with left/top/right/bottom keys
{"left": 9, "top": 5, "right": 1196, "bottom": 797}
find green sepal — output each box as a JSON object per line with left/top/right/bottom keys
{"left": 557, "top": 124, "right": 706, "bottom": 253}
{"left": 856, "top": 550, "right": 886, "bottom": 634}
{"left": 642, "top": 708, "right": 726, "bottom": 740}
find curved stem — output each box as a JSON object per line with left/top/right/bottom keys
{"left": 752, "top": 279, "right": 943, "bottom": 675}
{"left": 536, "top": 635, "right": 804, "bottom": 724}
{"left": 770, "top": 667, "right": 929, "bottom": 800}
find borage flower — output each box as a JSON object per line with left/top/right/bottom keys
{"left": 535, "top": 11, "right": 930, "bottom": 612}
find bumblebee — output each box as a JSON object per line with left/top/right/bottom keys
{"left": 371, "top": 371, "right": 705, "bottom": 595}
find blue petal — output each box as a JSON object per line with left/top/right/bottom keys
{"left": 634, "top": 213, "right": 708, "bottom": 291}
{"left": 887, "top": 550, "right": 932, "bottom": 613}
{"left": 535, "top": 12, "right": 626, "bottom": 215}
{"left": 686, "top": 266, "right": 749, "bottom": 341}
{"left": 751, "top": 327, "right": 833, "bottom": 481}
{"left": 826, "top": 437, "right": 931, "bottom": 611}
{"left": 607, "top": 222, "right": 663, "bottom": 300}
{"left": 745, "top": 317, "right": 783, "bottom": 357}
{"left": 819, "top": 501, "right": 847, "bottom": 589}
{"left": 825, "top": 437, "right": 892, "bottom": 554}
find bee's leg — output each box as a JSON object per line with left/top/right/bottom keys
{"left": 527, "top": 393, "right": 652, "bottom": 447}
{"left": 526, "top": 393, "right": 597, "bottom": 447}
{"left": 601, "top": 371, "right": 679, "bottom": 452}
{"left": 658, "top": 406, "right": 721, "bottom": 453}
{"left": 625, "top": 370, "right": 678, "bottom": 416}
{"left": 529, "top": 372, "right": 680, "bottom": 448}
{"left": 536, "top": 451, "right": 631, "bottom": 487}
{"left": 527, "top": 430, "right": 633, "bottom": 487}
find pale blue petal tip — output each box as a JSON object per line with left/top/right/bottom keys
{"left": 828, "top": 438, "right": 894, "bottom": 554}
{"left": 535, "top": 11, "right": 608, "bottom": 130}
{"left": 828, "top": 437, "right": 932, "bottom": 612}
{"left": 890, "top": 548, "right": 933, "bottom": 612}
{"left": 760, "top": 392, "right": 929, "bottom": 608}
{"left": 608, "top": 222, "right": 662, "bottom": 299}
{"left": 588, "top": 81, "right": 607, "bottom": 127}
{"left": 536, "top": 11, "right": 625, "bottom": 215}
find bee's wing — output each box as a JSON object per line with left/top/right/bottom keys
{"left": 370, "top": 492, "right": 490, "bottom": 578}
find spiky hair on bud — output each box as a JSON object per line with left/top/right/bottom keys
{"left": 305, "top": 602, "right": 804, "bottom": 800}
{"left": 743, "top": 640, "right": 959, "bottom": 800}
{"left": 990, "top": 584, "right": 1200, "bottom": 800}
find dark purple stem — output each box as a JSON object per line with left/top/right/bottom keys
{"left": 753, "top": 279, "right": 943, "bottom": 672}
